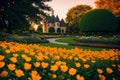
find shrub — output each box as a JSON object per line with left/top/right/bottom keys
{"left": 49, "top": 27, "right": 55, "bottom": 33}
{"left": 79, "top": 9, "right": 119, "bottom": 32}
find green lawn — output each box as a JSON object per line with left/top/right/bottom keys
{"left": 56, "top": 38, "right": 76, "bottom": 43}
{"left": 40, "top": 43, "right": 109, "bottom": 51}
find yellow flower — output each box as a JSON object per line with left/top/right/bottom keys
{"left": 0, "top": 61, "right": 5, "bottom": 68}
{"left": 25, "top": 57, "right": 31, "bottom": 62}
{"left": 52, "top": 74, "right": 57, "bottom": 79}
{"left": 0, "top": 70, "right": 8, "bottom": 77}
{"left": 60, "top": 65, "right": 68, "bottom": 72}
{"left": 68, "top": 68, "right": 77, "bottom": 76}
{"left": 0, "top": 55, "right": 5, "bottom": 61}
{"left": 106, "top": 67, "right": 113, "bottom": 74}
{"left": 75, "top": 62, "right": 81, "bottom": 68}
{"left": 5, "top": 49, "right": 11, "bottom": 54}
{"left": 84, "top": 64, "right": 90, "bottom": 69}
{"left": 76, "top": 74, "right": 85, "bottom": 80}
{"left": 34, "top": 62, "right": 40, "bottom": 68}
{"left": 24, "top": 63, "right": 31, "bottom": 70}
{"left": 98, "top": 74, "right": 106, "bottom": 80}
{"left": 7, "top": 64, "right": 16, "bottom": 71}
{"left": 41, "top": 62, "right": 48, "bottom": 69}
{"left": 54, "top": 56, "right": 60, "bottom": 60}
{"left": 50, "top": 65, "right": 58, "bottom": 72}
{"left": 13, "top": 54, "right": 18, "bottom": 57}
{"left": 28, "top": 70, "right": 42, "bottom": 80}
{"left": 9, "top": 57, "right": 17, "bottom": 63}
{"left": 97, "top": 68, "right": 103, "bottom": 74}
{"left": 15, "top": 69, "right": 24, "bottom": 77}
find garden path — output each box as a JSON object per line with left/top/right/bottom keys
{"left": 46, "top": 38, "right": 68, "bottom": 45}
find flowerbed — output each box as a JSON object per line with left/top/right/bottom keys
{"left": 0, "top": 41, "right": 120, "bottom": 80}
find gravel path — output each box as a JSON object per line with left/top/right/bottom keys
{"left": 46, "top": 38, "right": 68, "bottom": 45}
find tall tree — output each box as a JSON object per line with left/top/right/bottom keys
{"left": 95, "top": 0, "right": 120, "bottom": 17}
{"left": 65, "top": 5, "right": 92, "bottom": 26}
{"left": 0, "top": 0, "right": 52, "bottom": 33}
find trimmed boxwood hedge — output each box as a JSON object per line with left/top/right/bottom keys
{"left": 79, "top": 9, "right": 119, "bottom": 32}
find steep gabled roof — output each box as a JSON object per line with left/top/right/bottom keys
{"left": 48, "top": 15, "right": 56, "bottom": 23}
{"left": 60, "top": 19, "right": 66, "bottom": 27}
{"left": 55, "top": 15, "right": 60, "bottom": 22}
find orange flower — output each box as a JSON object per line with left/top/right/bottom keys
{"left": 75, "top": 62, "right": 81, "bottom": 68}
{"left": 9, "top": 57, "right": 17, "bottom": 63}
{"left": 41, "top": 62, "right": 48, "bottom": 69}
{"left": 34, "top": 62, "right": 40, "bottom": 68}
{"left": 97, "top": 68, "right": 103, "bottom": 74}
{"left": 0, "top": 61, "right": 5, "bottom": 68}
{"left": 84, "top": 64, "right": 90, "bottom": 69}
{"left": 25, "top": 57, "right": 31, "bottom": 62}
{"left": 0, "top": 55, "right": 5, "bottom": 61}
{"left": 28, "top": 70, "right": 42, "bottom": 80}
{"left": 50, "top": 65, "right": 58, "bottom": 72}
{"left": 13, "top": 54, "right": 18, "bottom": 57}
{"left": 52, "top": 74, "right": 57, "bottom": 79}
{"left": 54, "top": 56, "right": 60, "bottom": 60}
{"left": 68, "top": 68, "right": 77, "bottom": 76}
{"left": 7, "top": 64, "right": 16, "bottom": 71}
{"left": 24, "top": 63, "right": 31, "bottom": 70}
{"left": 5, "top": 49, "right": 10, "bottom": 54}
{"left": 0, "top": 70, "right": 8, "bottom": 77}
{"left": 106, "top": 67, "right": 113, "bottom": 74}
{"left": 60, "top": 65, "right": 68, "bottom": 72}
{"left": 15, "top": 69, "right": 24, "bottom": 77}
{"left": 76, "top": 74, "right": 85, "bottom": 80}
{"left": 99, "top": 74, "right": 106, "bottom": 80}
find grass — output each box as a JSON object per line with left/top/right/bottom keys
{"left": 56, "top": 38, "right": 76, "bottom": 43}
{"left": 40, "top": 43, "right": 110, "bottom": 51}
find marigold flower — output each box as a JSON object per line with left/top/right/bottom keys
{"left": 98, "top": 74, "right": 106, "bottom": 80}
{"left": 15, "top": 69, "right": 24, "bottom": 77}
{"left": 60, "top": 65, "right": 68, "bottom": 72}
{"left": 34, "top": 62, "right": 40, "bottom": 68}
{"left": 41, "top": 62, "right": 48, "bottom": 69}
{"left": 55, "top": 61, "right": 62, "bottom": 66}
{"left": 54, "top": 56, "right": 60, "bottom": 60}
{"left": 25, "top": 57, "right": 31, "bottom": 62}
{"left": 13, "top": 54, "right": 18, "bottom": 57}
{"left": 24, "top": 63, "right": 31, "bottom": 70}
{"left": 0, "top": 55, "right": 5, "bottom": 61}
{"left": 76, "top": 74, "right": 85, "bottom": 80}
{"left": 0, "top": 61, "right": 5, "bottom": 68}
{"left": 106, "top": 67, "right": 113, "bottom": 74}
{"left": 5, "top": 49, "right": 11, "bottom": 54}
{"left": 97, "top": 68, "right": 103, "bottom": 74}
{"left": 9, "top": 57, "right": 17, "bottom": 63}
{"left": 0, "top": 70, "right": 8, "bottom": 77}
{"left": 52, "top": 74, "right": 57, "bottom": 78}
{"left": 68, "top": 68, "right": 77, "bottom": 76}
{"left": 50, "top": 65, "right": 58, "bottom": 72}
{"left": 75, "top": 62, "right": 81, "bottom": 68}
{"left": 7, "top": 64, "right": 16, "bottom": 71}
{"left": 84, "top": 64, "right": 90, "bottom": 69}
{"left": 28, "top": 70, "right": 42, "bottom": 80}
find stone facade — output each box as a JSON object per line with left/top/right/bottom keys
{"left": 41, "top": 11, "right": 66, "bottom": 33}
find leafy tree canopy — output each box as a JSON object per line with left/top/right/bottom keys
{"left": 0, "top": 0, "right": 52, "bottom": 33}
{"left": 65, "top": 4, "right": 92, "bottom": 26}
{"left": 95, "top": 0, "right": 120, "bottom": 17}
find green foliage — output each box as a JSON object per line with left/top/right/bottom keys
{"left": 0, "top": 0, "right": 52, "bottom": 33}
{"left": 49, "top": 27, "right": 55, "bottom": 33}
{"left": 79, "top": 9, "right": 119, "bottom": 32}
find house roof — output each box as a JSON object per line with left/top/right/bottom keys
{"left": 60, "top": 19, "right": 66, "bottom": 27}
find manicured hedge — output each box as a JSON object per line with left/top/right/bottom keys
{"left": 79, "top": 9, "right": 119, "bottom": 32}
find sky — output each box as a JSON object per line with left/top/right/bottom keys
{"left": 46, "top": 0, "right": 96, "bottom": 20}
